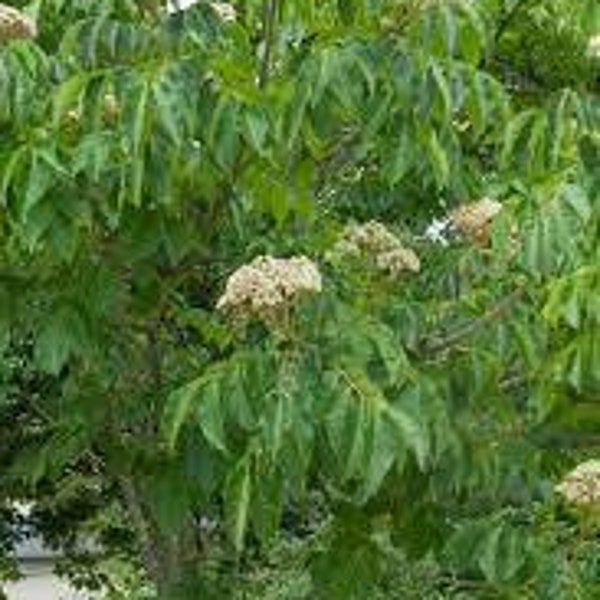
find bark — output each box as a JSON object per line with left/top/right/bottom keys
{"left": 118, "top": 475, "right": 186, "bottom": 598}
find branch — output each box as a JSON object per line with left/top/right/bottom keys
{"left": 258, "top": 0, "right": 278, "bottom": 88}
{"left": 147, "top": 324, "right": 163, "bottom": 392}
{"left": 528, "top": 429, "right": 600, "bottom": 450}
{"left": 118, "top": 475, "right": 162, "bottom": 576}
{"left": 436, "top": 573, "right": 491, "bottom": 593}
{"left": 421, "top": 288, "right": 525, "bottom": 355}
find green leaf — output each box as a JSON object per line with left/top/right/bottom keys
{"left": 366, "top": 320, "right": 413, "bottom": 385}
{"left": 287, "top": 79, "right": 311, "bottom": 149}
{"left": 264, "top": 389, "right": 286, "bottom": 461}
{"left": 35, "top": 304, "right": 89, "bottom": 375}
{"left": 53, "top": 73, "right": 90, "bottom": 123}
{"left": 251, "top": 466, "right": 283, "bottom": 546}
{"left": 225, "top": 454, "right": 252, "bottom": 552}
{"left": 382, "top": 129, "right": 412, "bottom": 185}
{"left": 440, "top": 4, "right": 458, "bottom": 56}
{"left": 384, "top": 404, "right": 428, "bottom": 470}
{"left": 563, "top": 184, "right": 591, "bottom": 223}
{"left": 467, "top": 72, "right": 489, "bottom": 135}
{"left": 477, "top": 524, "right": 503, "bottom": 583}
{"left": 326, "top": 386, "right": 363, "bottom": 479}
{"left": 244, "top": 108, "right": 268, "bottom": 154}
{"left": 457, "top": 0, "right": 486, "bottom": 64}
{"left": 197, "top": 378, "right": 228, "bottom": 453}
{"left": 163, "top": 377, "right": 204, "bottom": 451}
{"left": 360, "top": 416, "right": 401, "bottom": 501}
{"left": 227, "top": 364, "right": 255, "bottom": 429}
{"left": 154, "top": 80, "right": 182, "bottom": 146}
{"left": 500, "top": 110, "right": 536, "bottom": 169}
{"left": 427, "top": 129, "right": 449, "bottom": 189}
{"left": 430, "top": 63, "right": 451, "bottom": 123}
{"left": 129, "top": 155, "right": 145, "bottom": 207}
{"left": 1, "top": 144, "right": 28, "bottom": 199}
{"left": 0, "top": 286, "right": 13, "bottom": 351}
{"left": 344, "top": 389, "right": 369, "bottom": 480}
{"left": 209, "top": 97, "right": 239, "bottom": 169}
{"left": 476, "top": 523, "right": 528, "bottom": 584}
{"left": 24, "top": 153, "right": 53, "bottom": 218}
{"left": 131, "top": 78, "right": 150, "bottom": 155}
{"left": 147, "top": 466, "right": 190, "bottom": 534}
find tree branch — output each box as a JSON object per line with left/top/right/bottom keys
{"left": 258, "top": 0, "right": 278, "bottom": 88}
{"left": 117, "top": 475, "right": 161, "bottom": 576}
{"left": 421, "top": 288, "right": 525, "bottom": 354}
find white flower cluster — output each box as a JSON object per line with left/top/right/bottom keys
{"left": 210, "top": 2, "right": 236, "bottom": 22}
{"left": 448, "top": 197, "right": 503, "bottom": 245}
{"left": 556, "top": 460, "right": 600, "bottom": 508}
{"left": 424, "top": 217, "right": 451, "bottom": 246}
{"left": 216, "top": 255, "right": 322, "bottom": 321}
{"left": 587, "top": 34, "right": 600, "bottom": 60}
{"left": 330, "top": 221, "right": 420, "bottom": 276}
{"left": 166, "top": 0, "right": 236, "bottom": 22}
{"left": 0, "top": 3, "right": 36, "bottom": 43}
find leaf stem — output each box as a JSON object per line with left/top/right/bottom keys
{"left": 421, "top": 287, "right": 525, "bottom": 354}
{"left": 259, "top": 0, "right": 278, "bottom": 88}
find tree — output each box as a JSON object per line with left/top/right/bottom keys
{"left": 0, "top": 0, "right": 598, "bottom": 598}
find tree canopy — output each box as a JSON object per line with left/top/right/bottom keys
{"left": 0, "top": 1, "right": 599, "bottom": 598}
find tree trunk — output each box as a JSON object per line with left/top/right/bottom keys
{"left": 118, "top": 475, "right": 186, "bottom": 598}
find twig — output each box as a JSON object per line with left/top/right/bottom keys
{"left": 117, "top": 475, "right": 161, "bottom": 575}
{"left": 421, "top": 287, "right": 525, "bottom": 354}
{"left": 437, "top": 573, "right": 491, "bottom": 592}
{"left": 258, "top": 0, "right": 278, "bottom": 88}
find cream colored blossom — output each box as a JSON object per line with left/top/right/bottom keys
{"left": 166, "top": 0, "right": 236, "bottom": 22}
{"left": 210, "top": 2, "right": 236, "bottom": 22}
{"left": 449, "top": 197, "right": 503, "bottom": 246}
{"left": 348, "top": 221, "right": 402, "bottom": 255}
{"left": 556, "top": 460, "right": 600, "bottom": 508}
{"left": 0, "top": 3, "right": 36, "bottom": 43}
{"left": 375, "top": 247, "right": 421, "bottom": 276}
{"left": 587, "top": 34, "right": 600, "bottom": 60}
{"left": 330, "top": 220, "right": 420, "bottom": 276}
{"left": 166, "top": 0, "right": 200, "bottom": 13}
{"left": 216, "top": 255, "right": 322, "bottom": 321}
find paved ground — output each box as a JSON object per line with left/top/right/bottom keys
{"left": 4, "top": 562, "right": 86, "bottom": 600}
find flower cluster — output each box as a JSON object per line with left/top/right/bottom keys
{"left": 448, "top": 197, "right": 503, "bottom": 245}
{"left": 166, "top": 0, "right": 236, "bottom": 21}
{"left": 556, "top": 460, "right": 600, "bottom": 508}
{"left": 216, "top": 255, "right": 322, "bottom": 321}
{"left": 587, "top": 34, "right": 600, "bottom": 60}
{"left": 210, "top": 2, "right": 236, "bottom": 22}
{"left": 0, "top": 3, "right": 36, "bottom": 43}
{"left": 423, "top": 217, "right": 451, "bottom": 246}
{"left": 330, "top": 221, "right": 420, "bottom": 277}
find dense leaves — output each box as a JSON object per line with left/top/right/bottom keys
{"left": 0, "top": 0, "right": 599, "bottom": 598}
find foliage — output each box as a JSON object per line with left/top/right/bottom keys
{"left": 490, "top": 0, "right": 600, "bottom": 93}
{"left": 0, "top": 0, "right": 598, "bottom": 598}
